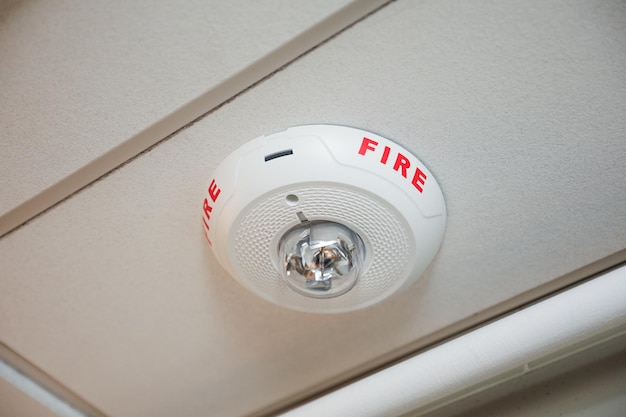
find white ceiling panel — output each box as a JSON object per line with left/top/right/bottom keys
{"left": 0, "top": 0, "right": 386, "bottom": 236}
{"left": 1, "top": 0, "right": 625, "bottom": 416}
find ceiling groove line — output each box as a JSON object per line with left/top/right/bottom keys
{"left": 0, "top": 342, "right": 109, "bottom": 417}
{"left": 0, "top": 0, "right": 393, "bottom": 240}
{"left": 276, "top": 264, "right": 626, "bottom": 417}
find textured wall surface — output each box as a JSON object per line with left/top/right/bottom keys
{"left": 1, "top": 0, "right": 625, "bottom": 416}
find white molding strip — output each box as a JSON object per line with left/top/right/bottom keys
{"left": 0, "top": 360, "right": 87, "bottom": 417}
{"left": 0, "top": 342, "right": 107, "bottom": 417}
{"left": 280, "top": 264, "right": 626, "bottom": 417}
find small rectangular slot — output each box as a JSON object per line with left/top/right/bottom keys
{"left": 264, "top": 149, "right": 293, "bottom": 162}
{"left": 296, "top": 211, "right": 308, "bottom": 223}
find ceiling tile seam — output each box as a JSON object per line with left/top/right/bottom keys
{"left": 0, "top": 0, "right": 393, "bottom": 240}
{"left": 0, "top": 360, "right": 87, "bottom": 417}
{"left": 257, "top": 250, "right": 626, "bottom": 417}
{"left": 277, "top": 265, "right": 626, "bottom": 417}
{"left": 0, "top": 342, "right": 109, "bottom": 417}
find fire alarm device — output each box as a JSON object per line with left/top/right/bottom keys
{"left": 202, "top": 125, "right": 446, "bottom": 313}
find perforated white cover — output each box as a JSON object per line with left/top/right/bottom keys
{"left": 234, "top": 185, "right": 412, "bottom": 312}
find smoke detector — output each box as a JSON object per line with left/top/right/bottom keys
{"left": 202, "top": 125, "right": 446, "bottom": 313}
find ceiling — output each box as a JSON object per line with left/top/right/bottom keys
{"left": 1, "top": 0, "right": 625, "bottom": 416}
{"left": 0, "top": 0, "right": 381, "bottom": 236}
